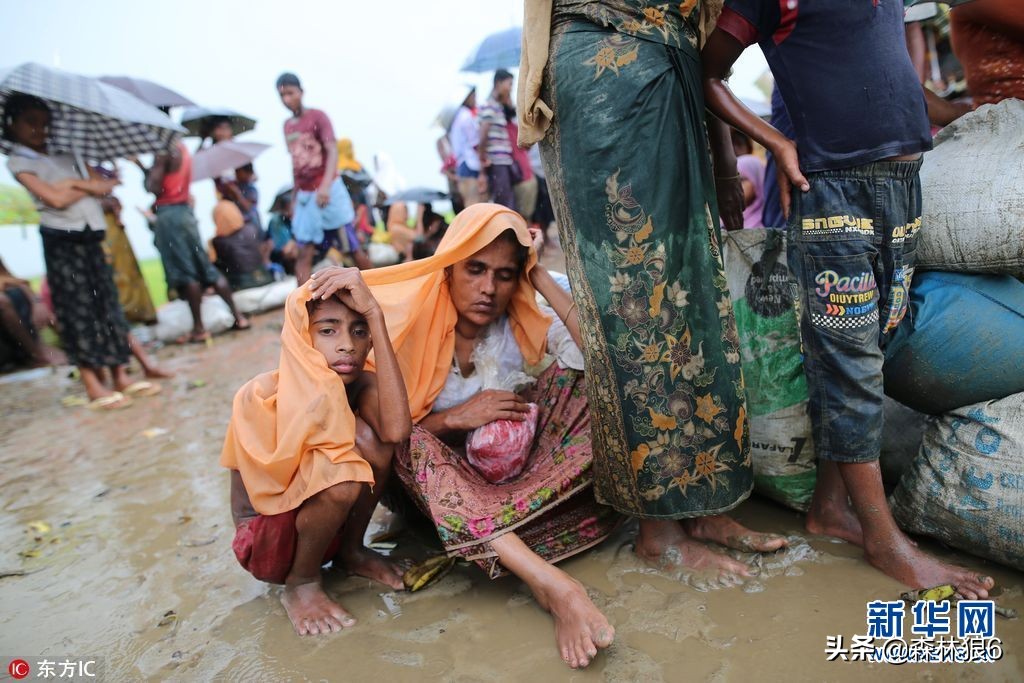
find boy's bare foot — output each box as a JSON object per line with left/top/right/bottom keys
{"left": 338, "top": 546, "right": 404, "bottom": 590}
{"left": 864, "top": 533, "right": 994, "bottom": 600}
{"left": 281, "top": 580, "right": 356, "bottom": 636}
{"left": 637, "top": 519, "right": 751, "bottom": 579}
{"left": 683, "top": 515, "right": 789, "bottom": 552}
{"left": 534, "top": 575, "right": 614, "bottom": 669}
{"left": 806, "top": 495, "right": 864, "bottom": 546}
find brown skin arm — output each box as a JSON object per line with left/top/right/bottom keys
{"left": 477, "top": 121, "right": 492, "bottom": 167}
{"left": 702, "top": 29, "right": 808, "bottom": 219}
{"left": 14, "top": 173, "right": 116, "bottom": 210}
{"left": 706, "top": 113, "right": 745, "bottom": 231}
{"left": 924, "top": 88, "right": 971, "bottom": 127}
{"left": 229, "top": 469, "right": 258, "bottom": 527}
{"left": 144, "top": 144, "right": 182, "bottom": 196}
{"left": 356, "top": 313, "right": 412, "bottom": 444}
{"left": 317, "top": 138, "right": 339, "bottom": 207}
{"left": 530, "top": 263, "right": 583, "bottom": 349}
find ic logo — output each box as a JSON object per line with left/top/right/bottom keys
{"left": 8, "top": 659, "right": 31, "bottom": 680}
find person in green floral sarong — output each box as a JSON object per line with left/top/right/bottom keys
{"left": 519, "top": 0, "right": 786, "bottom": 582}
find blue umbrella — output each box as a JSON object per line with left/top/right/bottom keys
{"left": 461, "top": 27, "right": 522, "bottom": 73}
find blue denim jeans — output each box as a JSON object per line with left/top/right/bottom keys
{"left": 788, "top": 159, "right": 922, "bottom": 462}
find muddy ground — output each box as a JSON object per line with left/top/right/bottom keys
{"left": 1, "top": 251, "right": 1021, "bottom": 681}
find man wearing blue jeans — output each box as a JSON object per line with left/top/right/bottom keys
{"left": 703, "top": 0, "right": 993, "bottom": 598}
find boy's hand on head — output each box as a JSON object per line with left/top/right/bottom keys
{"left": 309, "top": 267, "right": 380, "bottom": 318}
{"left": 772, "top": 139, "right": 809, "bottom": 221}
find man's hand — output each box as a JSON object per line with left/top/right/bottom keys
{"left": 770, "top": 138, "right": 809, "bottom": 221}
{"left": 715, "top": 175, "right": 745, "bottom": 231}
{"left": 316, "top": 183, "right": 331, "bottom": 208}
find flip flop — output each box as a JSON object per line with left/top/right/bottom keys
{"left": 231, "top": 320, "right": 252, "bottom": 332}
{"left": 86, "top": 392, "right": 132, "bottom": 411}
{"left": 122, "top": 381, "right": 162, "bottom": 397}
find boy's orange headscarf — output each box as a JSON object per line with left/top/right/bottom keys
{"left": 362, "top": 203, "right": 551, "bottom": 422}
{"left": 220, "top": 287, "right": 373, "bottom": 516}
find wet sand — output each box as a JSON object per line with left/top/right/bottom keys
{"left": 1, "top": 259, "right": 1022, "bottom": 681}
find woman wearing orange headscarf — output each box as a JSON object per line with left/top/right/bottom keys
{"left": 310, "top": 204, "right": 620, "bottom": 669}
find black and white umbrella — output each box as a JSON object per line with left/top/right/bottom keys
{"left": 180, "top": 107, "right": 257, "bottom": 138}
{"left": 99, "top": 75, "right": 195, "bottom": 108}
{"left": 0, "top": 62, "right": 185, "bottom": 160}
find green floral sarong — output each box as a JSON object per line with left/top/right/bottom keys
{"left": 540, "top": 1, "right": 752, "bottom": 518}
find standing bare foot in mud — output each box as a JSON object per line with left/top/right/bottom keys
{"left": 636, "top": 519, "right": 752, "bottom": 581}
{"left": 805, "top": 459, "right": 864, "bottom": 545}
{"left": 833, "top": 460, "right": 994, "bottom": 598}
{"left": 338, "top": 546, "right": 405, "bottom": 590}
{"left": 683, "top": 515, "right": 789, "bottom": 553}
{"left": 282, "top": 579, "right": 357, "bottom": 635}
{"left": 491, "top": 532, "right": 614, "bottom": 669}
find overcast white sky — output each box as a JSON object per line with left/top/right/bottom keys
{"left": 1, "top": 0, "right": 769, "bottom": 277}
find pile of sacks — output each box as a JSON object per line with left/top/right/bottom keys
{"left": 152, "top": 277, "right": 296, "bottom": 343}
{"left": 722, "top": 97, "right": 1024, "bottom": 571}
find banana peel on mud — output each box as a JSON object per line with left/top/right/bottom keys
{"left": 900, "top": 584, "right": 1018, "bottom": 619}
{"left": 402, "top": 555, "right": 456, "bottom": 592}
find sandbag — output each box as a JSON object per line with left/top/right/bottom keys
{"left": 883, "top": 271, "right": 1024, "bottom": 414}
{"left": 725, "top": 230, "right": 931, "bottom": 509}
{"left": 154, "top": 297, "right": 234, "bottom": 342}
{"left": 891, "top": 392, "right": 1024, "bottom": 572}
{"left": 916, "top": 99, "right": 1024, "bottom": 277}
{"left": 724, "top": 228, "right": 815, "bottom": 510}
{"left": 232, "top": 277, "right": 297, "bottom": 315}
{"left": 880, "top": 396, "right": 929, "bottom": 490}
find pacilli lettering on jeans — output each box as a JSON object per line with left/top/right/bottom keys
{"left": 814, "top": 270, "right": 877, "bottom": 298}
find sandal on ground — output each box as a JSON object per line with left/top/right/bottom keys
{"left": 122, "top": 381, "right": 162, "bottom": 397}
{"left": 231, "top": 319, "right": 252, "bottom": 331}
{"left": 86, "top": 392, "right": 132, "bottom": 411}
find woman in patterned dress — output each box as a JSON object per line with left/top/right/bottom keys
{"left": 311, "top": 203, "right": 622, "bottom": 668}
{"left": 518, "top": 0, "right": 786, "bottom": 574}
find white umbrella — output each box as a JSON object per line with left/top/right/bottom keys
{"left": 191, "top": 140, "right": 270, "bottom": 182}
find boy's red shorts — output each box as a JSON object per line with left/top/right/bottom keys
{"left": 232, "top": 509, "right": 343, "bottom": 584}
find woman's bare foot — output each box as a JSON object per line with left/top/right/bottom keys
{"left": 683, "top": 515, "right": 789, "bottom": 553}
{"left": 533, "top": 573, "right": 615, "bottom": 669}
{"left": 338, "top": 546, "right": 405, "bottom": 590}
{"left": 864, "top": 533, "right": 994, "bottom": 600}
{"left": 637, "top": 519, "right": 751, "bottom": 579}
{"left": 281, "top": 580, "right": 356, "bottom": 636}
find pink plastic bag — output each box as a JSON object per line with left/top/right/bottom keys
{"left": 466, "top": 403, "right": 539, "bottom": 483}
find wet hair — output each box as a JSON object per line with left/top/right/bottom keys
{"left": 2, "top": 94, "right": 50, "bottom": 141}
{"left": 305, "top": 293, "right": 363, "bottom": 320}
{"left": 496, "top": 228, "right": 529, "bottom": 273}
{"left": 276, "top": 72, "right": 302, "bottom": 90}
{"left": 494, "top": 69, "right": 514, "bottom": 87}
